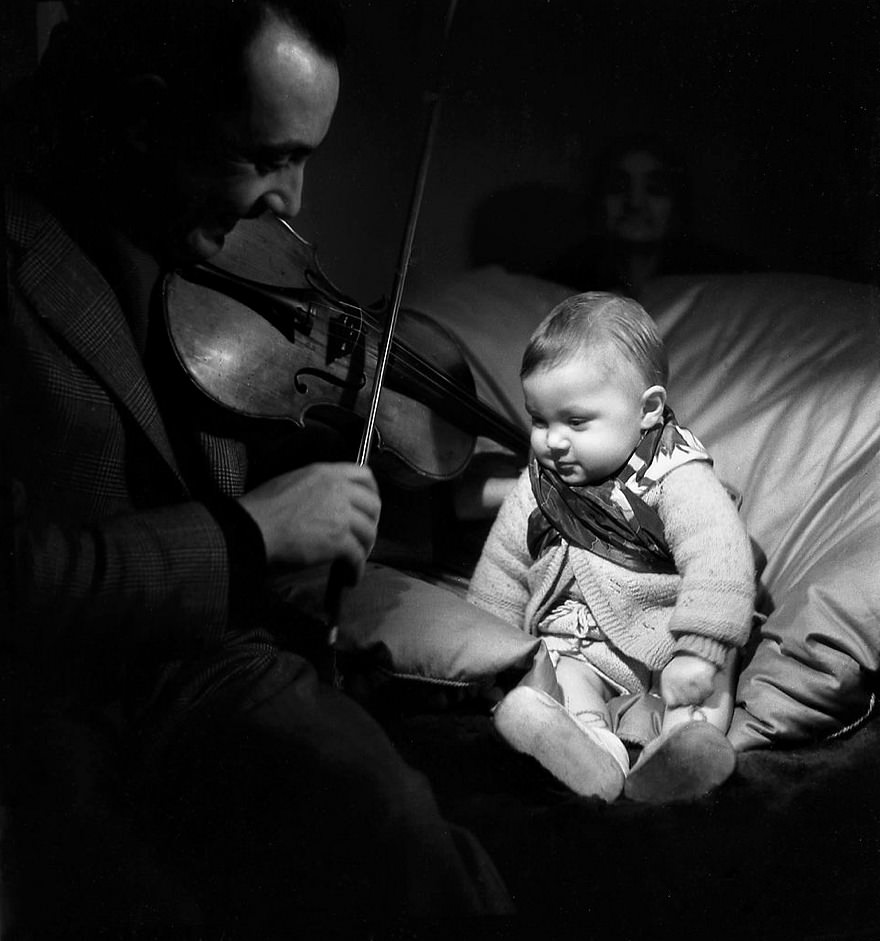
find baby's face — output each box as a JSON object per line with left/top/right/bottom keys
{"left": 523, "top": 355, "right": 649, "bottom": 485}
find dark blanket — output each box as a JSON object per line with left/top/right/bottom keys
{"left": 380, "top": 700, "right": 880, "bottom": 940}
{"left": 5, "top": 676, "right": 878, "bottom": 939}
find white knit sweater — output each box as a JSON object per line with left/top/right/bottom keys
{"left": 467, "top": 461, "right": 755, "bottom": 693}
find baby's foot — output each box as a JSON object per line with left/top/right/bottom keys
{"left": 623, "top": 721, "right": 736, "bottom": 804}
{"left": 493, "top": 686, "right": 627, "bottom": 802}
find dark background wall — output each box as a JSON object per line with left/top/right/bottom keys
{"left": 297, "top": 0, "right": 880, "bottom": 303}
{"left": 7, "top": 0, "right": 880, "bottom": 303}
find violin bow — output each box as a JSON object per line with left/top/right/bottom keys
{"left": 324, "top": 0, "right": 460, "bottom": 660}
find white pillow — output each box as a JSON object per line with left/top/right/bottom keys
{"left": 415, "top": 268, "right": 880, "bottom": 748}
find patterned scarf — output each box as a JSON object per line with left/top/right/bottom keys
{"left": 527, "top": 408, "right": 711, "bottom": 572}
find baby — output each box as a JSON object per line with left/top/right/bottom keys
{"left": 467, "top": 292, "right": 755, "bottom": 803}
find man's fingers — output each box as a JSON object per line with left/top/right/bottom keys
{"left": 349, "top": 481, "right": 382, "bottom": 523}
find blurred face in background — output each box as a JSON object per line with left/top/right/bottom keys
{"left": 602, "top": 149, "right": 675, "bottom": 246}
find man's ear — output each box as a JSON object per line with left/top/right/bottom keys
{"left": 640, "top": 385, "right": 667, "bottom": 429}
{"left": 123, "top": 75, "right": 170, "bottom": 154}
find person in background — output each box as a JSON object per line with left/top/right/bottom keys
{"left": 547, "top": 134, "right": 756, "bottom": 298}
{"left": 0, "top": 0, "right": 511, "bottom": 933}
{"left": 468, "top": 292, "right": 755, "bottom": 803}
{"left": 455, "top": 135, "right": 761, "bottom": 526}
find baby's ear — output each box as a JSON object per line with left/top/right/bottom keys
{"left": 640, "top": 385, "right": 667, "bottom": 429}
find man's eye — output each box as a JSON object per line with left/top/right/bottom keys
{"left": 256, "top": 158, "right": 290, "bottom": 174}
{"left": 219, "top": 153, "right": 253, "bottom": 171}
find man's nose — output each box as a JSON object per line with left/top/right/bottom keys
{"left": 262, "top": 166, "right": 304, "bottom": 220}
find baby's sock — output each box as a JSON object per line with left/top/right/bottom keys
{"left": 571, "top": 710, "right": 630, "bottom": 776}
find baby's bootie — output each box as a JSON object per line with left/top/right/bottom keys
{"left": 623, "top": 720, "right": 736, "bottom": 804}
{"left": 493, "top": 685, "right": 629, "bottom": 802}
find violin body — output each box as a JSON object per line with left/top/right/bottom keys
{"left": 163, "top": 215, "right": 525, "bottom": 487}
{"left": 165, "top": 269, "right": 476, "bottom": 485}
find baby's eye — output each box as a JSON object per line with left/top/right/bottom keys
{"left": 568, "top": 418, "right": 589, "bottom": 429}
{"left": 529, "top": 417, "right": 547, "bottom": 429}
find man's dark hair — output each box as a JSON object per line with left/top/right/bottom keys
{"left": 42, "top": 0, "right": 345, "bottom": 113}
{"left": 53, "top": 0, "right": 346, "bottom": 76}
{"left": 3, "top": 0, "right": 345, "bottom": 185}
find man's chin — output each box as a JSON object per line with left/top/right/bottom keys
{"left": 163, "top": 224, "right": 236, "bottom": 267}
{"left": 180, "top": 227, "right": 231, "bottom": 265}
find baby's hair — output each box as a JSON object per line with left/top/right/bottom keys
{"left": 520, "top": 292, "right": 668, "bottom": 388}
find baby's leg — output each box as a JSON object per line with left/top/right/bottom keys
{"left": 554, "top": 656, "right": 615, "bottom": 727}
{"left": 658, "top": 649, "right": 738, "bottom": 739}
{"left": 554, "top": 656, "right": 630, "bottom": 772}
{"left": 625, "top": 651, "right": 739, "bottom": 804}
{"left": 492, "top": 653, "right": 628, "bottom": 800}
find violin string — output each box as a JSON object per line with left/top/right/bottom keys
{"left": 367, "top": 327, "right": 524, "bottom": 443}
{"left": 321, "top": 315, "right": 522, "bottom": 448}
{"left": 314, "top": 303, "right": 526, "bottom": 448}
{"left": 189, "top": 260, "right": 525, "bottom": 447}
{"left": 351, "top": 308, "right": 485, "bottom": 407}
{"left": 211, "top": 218, "right": 526, "bottom": 448}
{"left": 309, "top": 307, "right": 496, "bottom": 421}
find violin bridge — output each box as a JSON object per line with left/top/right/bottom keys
{"left": 326, "top": 311, "right": 362, "bottom": 365}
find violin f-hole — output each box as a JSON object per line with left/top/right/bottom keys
{"left": 294, "top": 367, "right": 366, "bottom": 395}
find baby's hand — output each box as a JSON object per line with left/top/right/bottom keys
{"left": 660, "top": 655, "right": 717, "bottom": 708}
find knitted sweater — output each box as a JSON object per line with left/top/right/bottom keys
{"left": 468, "top": 460, "right": 755, "bottom": 693}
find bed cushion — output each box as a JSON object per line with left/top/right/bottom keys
{"left": 648, "top": 273, "right": 880, "bottom": 748}
{"left": 276, "top": 562, "right": 541, "bottom": 687}
{"left": 408, "top": 268, "right": 880, "bottom": 749}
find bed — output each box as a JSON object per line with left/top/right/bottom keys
{"left": 3, "top": 267, "right": 879, "bottom": 937}
{"left": 335, "top": 266, "right": 880, "bottom": 937}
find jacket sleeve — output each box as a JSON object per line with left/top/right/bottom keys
{"left": 654, "top": 461, "right": 756, "bottom": 667}
{"left": 3, "top": 481, "right": 248, "bottom": 659}
{"left": 1, "top": 187, "right": 267, "bottom": 661}
{"left": 467, "top": 470, "right": 534, "bottom": 630}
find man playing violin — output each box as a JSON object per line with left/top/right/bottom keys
{"left": 0, "top": 0, "right": 511, "bottom": 932}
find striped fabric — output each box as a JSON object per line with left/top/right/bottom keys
{"left": 527, "top": 408, "right": 711, "bottom": 572}
{"left": 2, "top": 186, "right": 257, "bottom": 702}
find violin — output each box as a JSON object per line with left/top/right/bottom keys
{"left": 162, "top": 212, "right": 529, "bottom": 488}
{"left": 164, "top": 0, "right": 506, "bottom": 654}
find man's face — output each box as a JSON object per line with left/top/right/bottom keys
{"left": 158, "top": 14, "right": 340, "bottom": 265}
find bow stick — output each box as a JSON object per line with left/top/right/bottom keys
{"left": 323, "top": 0, "right": 461, "bottom": 657}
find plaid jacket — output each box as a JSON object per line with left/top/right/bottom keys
{"left": 2, "top": 185, "right": 252, "bottom": 688}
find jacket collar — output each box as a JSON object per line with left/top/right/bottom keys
{"left": 6, "top": 185, "right": 189, "bottom": 493}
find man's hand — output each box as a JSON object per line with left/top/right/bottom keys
{"left": 660, "top": 654, "right": 717, "bottom": 709}
{"left": 238, "top": 463, "right": 381, "bottom": 581}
